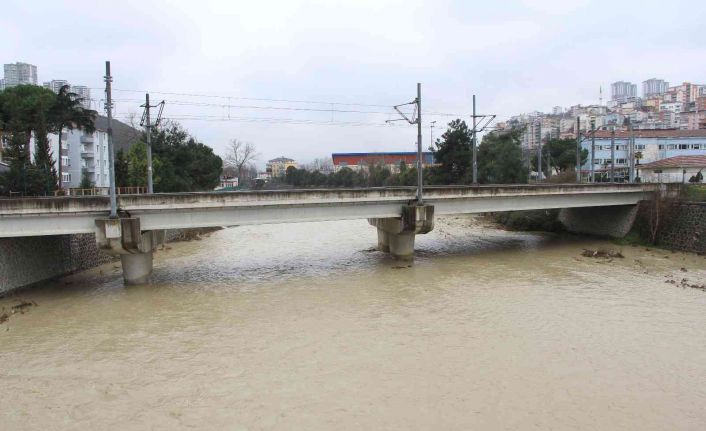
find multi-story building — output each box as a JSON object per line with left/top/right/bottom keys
{"left": 579, "top": 130, "right": 706, "bottom": 181}
{"left": 25, "top": 115, "right": 139, "bottom": 188}
{"left": 0, "top": 79, "right": 5, "bottom": 91}
{"left": 611, "top": 81, "right": 637, "bottom": 103}
{"left": 642, "top": 78, "right": 669, "bottom": 97}
{"left": 331, "top": 152, "right": 435, "bottom": 173}
{"left": 3, "top": 62, "right": 38, "bottom": 87}
{"left": 42, "top": 80, "right": 92, "bottom": 109}
{"left": 266, "top": 157, "right": 297, "bottom": 177}
{"left": 42, "top": 79, "right": 69, "bottom": 93}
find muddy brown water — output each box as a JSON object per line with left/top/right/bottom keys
{"left": 1, "top": 216, "right": 705, "bottom": 430}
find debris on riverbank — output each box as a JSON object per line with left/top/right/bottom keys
{"left": 581, "top": 249, "right": 624, "bottom": 259}
{"left": 665, "top": 277, "right": 706, "bottom": 292}
{"left": 0, "top": 300, "right": 38, "bottom": 326}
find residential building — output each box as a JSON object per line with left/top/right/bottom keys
{"left": 25, "top": 115, "right": 140, "bottom": 188}
{"left": 640, "top": 155, "right": 706, "bottom": 183}
{"left": 43, "top": 79, "right": 69, "bottom": 93}
{"left": 642, "top": 78, "right": 669, "bottom": 97}
{"left": 579, "top": 130, "right": 706, "bottom": 181}
{"left": 215, "top": 176, "right": 239, "bottom": 190}
{"left": 331, "top": 152, "right": 435, "bottom": 173}
{"left": 0, "top": 78, "right": 4, "bottom": 91}
{"left": 42, "top": 80, "right": 92, "bottom": 109}
{"left": 611, "top": 81, "right": 637, "bottom": 103}
{"left": 3, "top": 62, "right": 38, "bottom": 87}
{"left": 266, "top": 157, "right": 297, "bottom": 177}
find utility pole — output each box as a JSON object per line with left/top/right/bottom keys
{"left": 576, "top": 117, "right": 581, "bottom": 183}
{"left": 628, "top": 121, "right": 635, "bottom": 182}
{"left": 590, "top": 118, "right": 596, "bottom": 183}
{"left": 105, "top": 61, "right": 117, "bottom": 218}
{"left": 144, "top": 93, "right": 153, "bottom": 193}
{"left": 430, "top": 121, "right": 434, "bottom": 145}
{"left": 610, "top": 125, "right": 615, "bottom": 182}
{"left": 416, "top": 82, "right": 423, "bottom": 204}
{"left": 388, "top": 83, "right": 423, "bottom": 204}
{"left": 472, "top": 94, "right": 478, "bottom": 184}
{"left": 140, "top": 94, "right": 164, "bottom": 194}
{"left": 537, "top": 139, "right": 542, "bottom": 183}
{"left": 546, "top": 134, "right": 552, "bottom": 181}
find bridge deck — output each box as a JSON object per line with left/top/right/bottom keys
{"left": 0, "top": 184, "right": 656, "bottom": 237}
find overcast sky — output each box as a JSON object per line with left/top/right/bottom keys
{"left": 3, "top": 0, "right": 705, "bottom": 168}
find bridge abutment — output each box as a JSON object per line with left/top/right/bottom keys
{"left": 558, "top": 205, "right": 639, "bottom": 238}
{"left": 369, "top": 204, "right": 434, "bottom": 260}
{"left": 95, "top": 218, "right": 164, "bottom": 285}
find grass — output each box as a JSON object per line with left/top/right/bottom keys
{"left": 682, "top": 184, "right": 706, "bottom": 202}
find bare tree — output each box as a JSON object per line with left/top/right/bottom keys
{"left": 224, "top": 139, "right": 259, "bottom": 181}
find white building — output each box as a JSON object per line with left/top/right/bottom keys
{"left": 42, "top": 80, "right": 92, "bottom": 109}
{"left": 3, "top": 62, "right": 38, "bottom": 87}
{"left": 27, "top": 116, "right": 139, "bottom": 188}
{"left": 643, "top": 78, "right": 669, "bottom": 98}
{"left": 611, "top": 81, "right": 637, "bottom": 103}
{"left": 640, "top": 155, "right": 706, "bottom": 183}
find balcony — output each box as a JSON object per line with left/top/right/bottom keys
{"left": 80, "top": 135, "right": 94, "bottom": 144}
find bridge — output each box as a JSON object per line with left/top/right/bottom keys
{"left": 0, "top": 184, "right": 658, "bottom": 284}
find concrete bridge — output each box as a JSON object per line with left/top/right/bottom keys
{"left": 0, "top": 184, "right": 658, "bottom": 284}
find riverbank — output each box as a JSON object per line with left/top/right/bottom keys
{"left": 487, "top": 198, "right": 706, "bottom": 254}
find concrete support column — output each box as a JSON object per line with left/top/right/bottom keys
{"left": 120, "top": 252, "right": 153, "bottom": 285}
{"left": 388, "top": 232, "right": 415, "bottom": 260}
{"left": 95, "top": 217, "right": 164, "bottom": 285}
{"left": 368, "top": 204, "right": 434, "bottom": 260}
{"left": 377, "top": 228, "right": 390, "bottom": 252}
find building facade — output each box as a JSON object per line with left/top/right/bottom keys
{"left": 266, "top": 157, "right": 297, "bottom": 177}
{"left": 579, "top": 130, "right": 706, "bottom": 181}
{"left": 642, "top": 78, "right": 669, "bottom": 97}
{"left": 3, "top": 62, "right": 38, "bottom": 87}
{"left": 331, "top": 152, "right": 435, "bottom": 173}
{"left": 611, "top": 81, "right": 637, "bottom": 103}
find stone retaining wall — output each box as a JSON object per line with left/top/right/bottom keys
{"left": 657, "top": 202, "right": 706, "bottom": 254}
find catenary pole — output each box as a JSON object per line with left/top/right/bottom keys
{"left": 610, "top": 125, "right": 615, "bottom": 182}
{"left": 576, "top": 117, "right": 581, "bottom": 183}
{"left": 472, "top": 94, "right": 478, "bottom": 184}
{"left": 105, "top": 61, "right": 117, "bottom": 218}
{"left": 145, "top": 93, "right": 154, "bottom": 193}
{"left": 416, "top": 82, "right": 423, "bottom": 204}
{"left": 590, "top": 119, "right": 596, "bottom": 183}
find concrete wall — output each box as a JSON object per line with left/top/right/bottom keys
{"left": 0, "top": 234, "right": 114, "bottom": 294}
{"left": 0, "top": 228, "right": 219, "bottom": 294}
{"left": 657, "top": 202, "right": 706, "bottom": 253}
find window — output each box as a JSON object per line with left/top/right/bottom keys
{"left": 679, "top": 144, "right": 688, "bottom": 150}
{"left": 692, "top": 144, "right": 701, "bottom": 150}
{"left": 668, "top": 144, "right": 677, "bottom": 150}
{"left": 616, "top": 158, "right": 627, "bottom": 164}
{"left": 636, "top": 144, "right": 646, "bottom": 150}
{"left": 658, "top": 144, "right": 665, "bottom": 150}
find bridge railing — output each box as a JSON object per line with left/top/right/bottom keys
{"left": 53, "top": 186, "right": 147, "bottom": 197}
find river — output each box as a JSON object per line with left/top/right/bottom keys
{"left": 1, "top": 215, "right": 705, "bottom": 430}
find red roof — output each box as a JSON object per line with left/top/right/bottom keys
{"left": 640, "top": 155, "right": 706, "bottom": 169}
{"left": 590, "top": 129, "right": 706, "bottom": 139}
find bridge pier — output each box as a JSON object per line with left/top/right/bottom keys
{"left": 95, "top": 218, "right": 164, "bottom": 285}
{"left": 369, "top": 204, "right": 434, "bottom": 260}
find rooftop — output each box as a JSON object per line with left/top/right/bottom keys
{"left": 640, "top": 155, "right": 706, "bottom": 169}
{"left": 591, "top": 129, "right": 706, "bottom": 139}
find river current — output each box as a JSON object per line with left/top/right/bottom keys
{"left": 1, "top": 215, "right": 705, "bottom": 430}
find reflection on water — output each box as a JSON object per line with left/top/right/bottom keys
{"left": 1, "top": 216, "right": 705, "bottom": 430}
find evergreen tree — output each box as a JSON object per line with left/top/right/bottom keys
{"left": 477, "top": 130, "right": 528, "bottom": 184}
{"left": 32, "top": 116, "right": 58, "bottom": 195}
{"left": 429, "top": 119, "right": 473, "bottom": 184}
